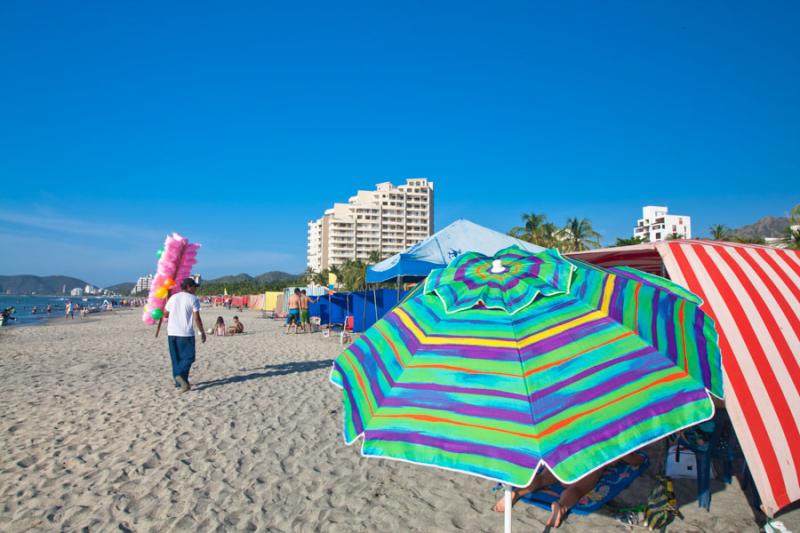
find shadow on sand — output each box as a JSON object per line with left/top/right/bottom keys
{"left": 192, "top": 359, "right": 334, "bottom": 391}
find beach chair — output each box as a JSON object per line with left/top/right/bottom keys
{"left": 340, "top": 316, "right": 354, "bottom": 344}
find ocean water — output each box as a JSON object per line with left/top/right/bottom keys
{"left": 0, "top": 295, "right": 121, "bottom": 327}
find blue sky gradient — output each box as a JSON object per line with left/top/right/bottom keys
{"left": 1, "top": 1, "right": 798, "bottom": 286}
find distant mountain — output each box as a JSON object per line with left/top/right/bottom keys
{"left": 255, "top": 271, "right": 298, "bottom": 283}
{"left": 732, "top": 215, "right": 790, "bottom": 240}
{"left": 105, "top": 282, "right": 135, "bottom": 294}
{"left": 206, "top": 271, "right": 299, "bottom": 284}
{"left": 0, "top": 275, "right": 89, "bottom": 295}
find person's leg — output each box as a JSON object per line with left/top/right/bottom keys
{"left": 493, "top": 469, "right": 559, "bottom": 512}
{"left": 547, "top": 469, "right": 604, "bottom": 527}
{"left": 176, "top": 336, "right": 196, "bottom": 382}
{"left": 167, "top": 335, "right": 180, "bottom": 382}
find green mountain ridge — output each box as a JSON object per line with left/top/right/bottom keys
{"left": 0, "top": 275, "right": 91, "bottom": 295}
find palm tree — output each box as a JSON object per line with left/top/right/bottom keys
{"left": 562, "top": 218, "right": 601, "bottom": 252}
{"left": 509, "top": 213, "right": 548, "bottom": 244}
{"left": 709, "top": 224, "right": 729, "bottom": 241}
{"left": 339, "top": 260, "right": 367, "bottom": 291}
{"left": 367, "top": 250, "right": 384, "bottom": 265}
{"left": 782, "top": 205, "right": 800, "bottom": 250}
{"left": 614, "top": 236, "right": 646, "bottom": 247}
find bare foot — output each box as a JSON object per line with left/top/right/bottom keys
{"left": 492, "top": 490, "right": 520, "bottom": 513}
{"left": 546, "top": 502, "right": 565, "bottom": 528}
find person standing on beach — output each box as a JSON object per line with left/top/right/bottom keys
{"left": 285, "top": 288, "right": 301, "bottom": 333}
{"left": 164, "top": 278, "right": 206, "bottom": 392}
{"left": 299, "top": 289, "right": 318, "bottom": 332}
{"left": 65, "top": 300, "right": 74, "bottom": 320}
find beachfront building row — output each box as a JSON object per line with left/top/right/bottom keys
{"left": 633, "top": 205, "right": 692, "bottom": 242}
{"left": 307, "top": 178, "right": 435, "bottom": 272}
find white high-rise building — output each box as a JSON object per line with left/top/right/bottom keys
{"left": 70, "top": 287, "right": 84, "bottom": 297}
{"left": 133, "top": 274, "right": 154, "bottom": 294}
{"left": 633, "top": 206, "right": 692, "bottom": 242}
{"left": 307, "top": 178, "right": 434, "bottom": 272}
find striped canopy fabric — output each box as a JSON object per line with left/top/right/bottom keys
{"left": 331, "top": 246, "right": 723, "bottom": 486}
{"left": 568, "top": 240, "right": 800, "bottom": 516}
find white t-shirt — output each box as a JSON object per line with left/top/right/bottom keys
{"left": 165, "top": 292, "right": 201, "bottom": 337}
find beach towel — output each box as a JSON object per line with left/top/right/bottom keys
{"left": 519, "top": 452, "right": 649, "bottom": 515}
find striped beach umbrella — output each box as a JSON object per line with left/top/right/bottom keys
{"left": 330, "top": 245, "right": 722, "bottom": 530}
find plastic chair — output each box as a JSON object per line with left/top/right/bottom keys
{"left": 340, "top": 316, "right": 354, "bottom": 344}
{"left": 668, "top": 410, "right": 735, "bottom": 511}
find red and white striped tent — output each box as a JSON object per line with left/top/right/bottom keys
{"left": 569, "top": 240, "right": 800, "bottom": 516}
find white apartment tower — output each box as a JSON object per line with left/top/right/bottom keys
{"left": 307, "top": 178, "right": 434, "bottom": 272}
{"left": 633, "top": 206, "right": 692, "bottom": 242}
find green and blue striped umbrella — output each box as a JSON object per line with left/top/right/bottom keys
{"left": 330, "top": 245, "right": 722, "bottom": 487}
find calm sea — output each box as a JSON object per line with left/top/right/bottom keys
{"left": 0, "top": 295, "right": 121, "bottom": 327}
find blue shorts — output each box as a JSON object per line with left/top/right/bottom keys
{"left": 286, "top": 309, "right": 301, "bottom": 325}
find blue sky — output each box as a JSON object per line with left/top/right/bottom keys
{"left": 1, "top": 1, "right": 798, "bottom": 287}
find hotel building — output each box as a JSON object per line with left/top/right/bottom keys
{"left": 307, "top": 178, "right": 434, "bottom": 272}
{"left": 633, "top": 205, "right": 692, "bottom": 242}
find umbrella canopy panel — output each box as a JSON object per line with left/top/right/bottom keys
{"left": 332, "top": 246, "right": 722, "bottom": 486}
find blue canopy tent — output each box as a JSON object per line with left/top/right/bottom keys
{"left": 365, "top": 219, "right": 545, "bottom": 283}
{"left": 308, "top": 289, "right": 408, "bottom": 333}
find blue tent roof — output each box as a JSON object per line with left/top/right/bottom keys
{"left": 366, "top": 219, "right": 545, "bottom": 283}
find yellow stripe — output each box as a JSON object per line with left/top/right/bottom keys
{"left": 396, "top": 275, "right": 617, "bottom": 349}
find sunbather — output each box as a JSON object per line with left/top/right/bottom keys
{"left": 493, "top": 452, "right": 645, "bottom": 528}
{"left": 212, "top": 316, "right": 227, "bottom": 336}
{"left": 227, "top": 316, "right": 244, "bottom": 335}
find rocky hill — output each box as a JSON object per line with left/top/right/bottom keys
{"left": 732, "top": 215, "right": 790, "bottom": 240}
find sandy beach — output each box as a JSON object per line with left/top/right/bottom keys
{"left": 0, "top": 308, "right": 797, "bottom": 532}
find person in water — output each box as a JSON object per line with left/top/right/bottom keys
{"left": 493, "top": 452, "right": 645, "bottom": 528}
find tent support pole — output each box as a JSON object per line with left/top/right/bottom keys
{"left": 503, "top": 484, "right": 512, "bottom": 533}
{"left": 396, "top": 276, "right": 401, "bottom": 300}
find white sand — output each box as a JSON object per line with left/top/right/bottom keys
{"left": 1, "top": 308, "right": 798, "bottom": 532}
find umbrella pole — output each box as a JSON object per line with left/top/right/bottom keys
{"left": 503, "top": 484, "right": 512, "bottom": 533}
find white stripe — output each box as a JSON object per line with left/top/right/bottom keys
{"left": 779, "top": 247, "right": 800, "bottom": 271}
{"left": 767, "top": 248, "right": 800, "bottom": 293}
{"left": 720, "top": 368, "right": 777, "bottom": 514}
{"left": 742, "top": 248, "right": 800, "bottom": 318}
{"left": 711, "top": 246, "right": 800, "bottom": 439}
{"left": 680, "top": 244, "right": 799, "bottom": 500}
{"left": 732, "top": 248, "right": 800, "bottom": 357}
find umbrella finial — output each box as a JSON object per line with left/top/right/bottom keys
{"left": 490, "top": 259, "right": 506, "bottom": 274}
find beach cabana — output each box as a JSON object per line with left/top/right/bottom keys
{"left": 365, "top": 219, "right": 544, "bottom": 283}
{"left": 568, "top": 239, "right": 800, "bottom": 517}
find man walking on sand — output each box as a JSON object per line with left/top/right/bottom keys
{"left": 164, "top": 278, "right": 206, "bottom": 392}
{"left": 286, "top": 288, "right": 301, "bottom": 333}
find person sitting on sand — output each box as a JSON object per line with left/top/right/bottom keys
{"left": 227, "top": 316, "right": 244, "bottom": 335}
{"left": 212, "top": 316, "right": 227, "bottom": 336}
{"left": 493, "top": 452, "right": 645, "bottom": 528}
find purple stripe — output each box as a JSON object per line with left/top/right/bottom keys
{"left": 545, "top": 388, "right": 709, "bottom": 465}
{"left": 519, "top": 317, "right": 613, "bottom": 362}
{"left": 366, "top": 429, "right": 538, "bottom": 468}
{"left": 529, "top": 346, "right": 654, "bottom": 403}
{"left": 347, "top": 342, "right": 387, "bottom": 405}
{"left": 335, "top": 361, "right": 365, "bottom": 435}
{"left": 394, "top": 381, "right": 529, "bottom": 402}
{"left": 532, "top": 350, "right": 676, "bottom": 423}
{"left": 664, "top": 295, "right": 678, "bottom": 364}
{"left": 693, "top": 307, "right": 712, "bottom": 389}
{"left": 380, "top": 396, "right": 533, "bottom": 424}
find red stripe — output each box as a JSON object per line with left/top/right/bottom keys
{"left": 668, "top": 242, "right": 790, "bottom": 508}
{"left": 755, "top": 248, "right": 800, "bottom": 300}
{"left": 775, "top": 248, "right": 800, "bottom": 279}
{"left": 693, "top": 243, "right": 800, "bottom": 504}
{"left": 733, "top": 247, "right": 800, "bottom": 379}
